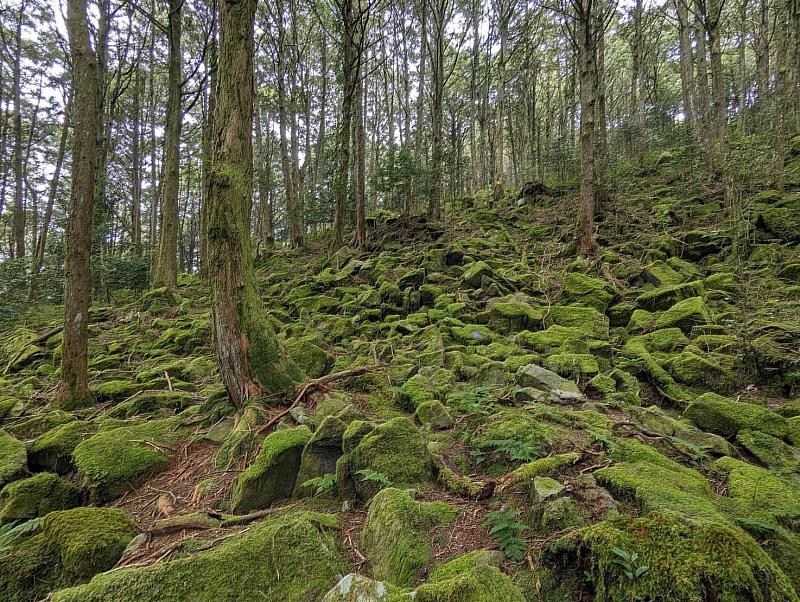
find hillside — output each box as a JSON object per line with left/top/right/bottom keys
{"left": 2, "top": 142, "right": 800, "bottom": 601}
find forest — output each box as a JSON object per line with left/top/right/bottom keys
{"left": 0, "top": 0, "right": 799, "bottom": 598}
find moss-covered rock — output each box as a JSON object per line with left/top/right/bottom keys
{"left": 629, "top": 405, "right": 732, "bottom": 456}
{"left": 670, "top": 349, "right": 735, "bottom": 388}
{"left": 637, "top": 280, "right": 705, "bottom": 312}
{"left": 0, "top": 429, "right": 26, "bottom": 488}
{"left": 73, "top": 413, "right": 192, "bottom": 502}
{"left": 684, "top": 393, "right": 799, "bottom": 445}
{"left": 415, "top": 400, "right": 454, "bottom": 431}
{"left": 461, "top": 261, "right": 494, "bottom": 289}
{"left": 52, "top": 511, "right": 344, "bottom": 602}
{"left": 415, "top": 564, "right": 526, "bottom": 601}
{"left": 285, "top": 337, "right": 333, "bottom": 379}
{"left": 515, "top": 363, "right": 583, "bottom": 401}
{"left": 231, "top": 426, "right": 311, "bottom": 514}
{"left": 711, "top": 456, "right": 800, "bottom": 520}
{"left": 549, "top": 511, "right": 797, "bottom": 602}
{"left": 545, "top": 353, "right": 600, "bottom": 379}
{"left": 361, "top": 487, "right": 458, "bottom": 587}
{"left": 0, "top": 473, "right": 80, "bottom": 523}
{"left": 653, "top": 296, "right": 713, "bottom": 332}
{"left": 293, "top": 417, "right": 346, "bottom": 497}
{"left": 347, "top": 417, "right": 432, "bottom": 499}
{"left": 562, "top": 273, "right": 614, "bottom": 311}
{"left": 548, "top": 305, "right": 609, "bottom": 339}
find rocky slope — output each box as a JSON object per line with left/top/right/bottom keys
{"left": 1, "top": 141, "right": 800, "bottom": 601}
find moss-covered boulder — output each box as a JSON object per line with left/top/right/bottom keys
{"left": 515, "top": 363, "right": 583, "bottom": 401}
{"left": 416, "top": 562, "right": 525, "bottom": 601}
{"left": 293, "top": 417, "right": 346, "bottom": 497}
{"left": 736, "top": 429, "right": 800, "bottom": 471}
{"left": 361, "top": 488, "right": 458, "bottom": 587}
{"left": 231, "top": 426, "right": 311, "bottom": 514}
{"left": 653, "top": 296, "right": 712, "bottom": 332}
{"left": 461, "top": 261, "right": 494, "bottom": 289}
{"left": 0, "top": 473, "right": 81, "bottom": 523}
{"left": 562, "top": 273, "right": 614, "bottom": 311}
{"left": 548, "top": 305, "right": 609, "bottom": 339}
{"left": 28, "top": 420, "right": 99, "bottom": 474}
{"left": 684, "top": 393, "right": 800, "bottom": 445}
{"left": 73, "top": 413, "right": 193, "bottom": 502}
{"left": 0, "top": 429, "right": 26, "bottom": 488}
{"left": 415, "top": 400, "right": 454, "bottom": 431}
{"left": 285, "top": 337, "right": 333, "bottom": 379}
{"left": 346, "top": 417, "right": 433, "bottom": 499}
{"left": 629, "top": 405, "right": 732, "bottom": 456}
{"left": 549, "top": 511, "right": 797, "bottom": 601}
{"left": 637, "top": 280, "right": 705, "bottom": 312}
{"left": 52, "top": 511, "right": 344, "bottom": 602}
{"left": 0, "top": 507, "right": 135, "bottom": 602}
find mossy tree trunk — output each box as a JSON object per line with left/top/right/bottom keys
{"left": 58, "top": 0, "right": 101, "bottom": 407}
{"left": 207, "top": 0, "right": 301, "bottom": 407}
{"left": 153, "top": 0, "right": 182, "bottom": 289}
{"left": 575, "top": 0, "right": 598, "bottom": 256}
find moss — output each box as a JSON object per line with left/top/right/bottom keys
{"left": 0, "top": 429, "right": 26, "bottom": 488}
{"left": 626, "top": 308, "right": 656, "bottom": 332}
{"left": 361, "top": 487, "right": 458, "bottom": 587}
{"left": 637, "top": 328, "right": 688, "bottom": 352}
{"left": 285, "top": 337, "right": 333, "bottom": 379}
{"left": 106, "top": 389, "right": 195, "bottom": 418}
{"left": 758, "top": 206, "right": 800, "bottom": 242}
{"left": 670, "top": 349, "right": 735, "bottom": 388}
{"left": 52, "top": 511, "right": 344, "bottom": 602}
{"left": 548, "top": 305, "right": 609, "bottom": 339}
{"left": 629, "top": 405, "right": 732, "bottom": 456}
{"left": 413, "top": 565, "right": 526, "bottom": 601}
{"left": 397, "top": 373, "right": 437, "bottom": 410}
{"left": 348, "top": 417, "right": 432, "bottom": 499}
{"left": 684, "top": 392, "right": 799, "bottom": 444}
{"left": 621, "top": 338, "right": 692, "bottom": 403}
{"left": 293, "top": 417, "right": 346, "bottom": 497}
{"left": 636, "top": 280, "right": 705, "bottom": 312}
{"left": 484, "top": 299, "right": 542, "bottom": 333}
{"left": 6, "top": 410, "right": 75, "bottom": 440}
{"left": 415, "top": 400, "right": 454, "bottom": 431}
{"left": 653, "top": 296, "right": 713, "bottom": 332}
{"left": 517, "top": 325, "right": 583, "bottom": 353}
{"left": 588, "top": 373, "right": 617, "bottom": 395}
{"left": 427, "top": 549, "right": 505, "bottom": 583}
{"left": 461, "top": 261, "right": 494, "bottom": 288}
{"left": 500, "top": 452, "right": 581, "bottom": 495}
{"left": 451, "top": 324, "right": 497, "bottom": 346}
{"left": 73, "top": 413, "right": 192, "bottom": 502}
{"left": 538, "top": 496, "right": 585, "bottom": 531}
{"left": 0, "top": 473, "right": 80, "bottom": 523}
{"left": 738, "top": 428, "right": 800, "bottom": 471}
{"left": 0, "top": 530, "right": 59, "bottom": 602}
{"left": 777, "top": 399, "right": 800, "bottom": 418}
{"left": 562, "top": 273, "right": 614, "bottom": 311}
{"left": 545, "top": 353, "right": 600, "bottom": 379}
{"left": 711, "top": 456, "right": 800, "bottom": 520}
{"left": 641, "top": 261, "right": 684, "bottom": 286}
{"left": 549, "top": 511, "right": 797, "bottom": 602}
{"left": 231, "top": 426, "right": 312, "bottom": 514}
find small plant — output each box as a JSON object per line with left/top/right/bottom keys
{"left": 486, "top": 509, "right": 528, "bottom": 562}
{"left": 302, "top": 473, "right": 337, "bottom": 497}
{"left": 612, "top": 547, "right": 650, "bottom": 581}
{"left": 473, "top": 438, "right": 539, "bottom": 464}
{"left": 0, "top": 518, "right": 42, "bottom": 554}
{"left": 355, "top": 469, "right": 393, "bottom": 490}
{"left": 447, "top": 387, "right": 499, "bottom": 415}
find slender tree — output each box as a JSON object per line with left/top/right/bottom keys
{"left": 58, "top": 0, "right": 101, "bottom": 407}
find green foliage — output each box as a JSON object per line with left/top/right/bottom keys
{"left": 0, "top": 518, "right": 42, "bottom": 554}
{"left": 486, "top": 509, "right": 528, "bottom": 563}
{"left": 301, "top": 473, "right": 337, "bottom": 497}
{"left": 355, "top": 468, "right": 392, "bottom": 490}
{"left": 473, "top": 438, "right": 540, "bottom": 464}
{"left": 447, "top": 387, "right": 498, "bottom": 415}
{"left": 611, "top": 547, "right": 650, "bottom": 581}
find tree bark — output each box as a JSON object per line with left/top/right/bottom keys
{"left": 58, "top": 0, "right": 101, "bottom": 407}
{"left": 153, "top": 0, "right": 183, "bottom": 288}
{"left": 576, "top": 0, "right": 598, "bottom": 255}
{"left": 676, "top": 0, "right": 695, "bottom": 127}
{"left": 12, "top": 3, "right": 25, "bottom": 259}
{"left": 207, "top": 0, "right": 301, "bottom": 407}
{"left": 428, "top": 0, "right": 446, "bottom": 219}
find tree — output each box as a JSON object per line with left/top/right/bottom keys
{"left": 206, "top": 0, "right": 301, "bottom": 407}
{"left": 57, "top": 0, "right": 101, "bottom": 407}
{"left": 152, "top": 0, "right": 183, "bottom": 288}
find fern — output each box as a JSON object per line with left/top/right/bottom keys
{"left": 302, "top": 473, "right": 337, "bottom": 497}
{"left": 0, "top": 518, "right": 42, "bottom": 554}
{"left": 355, "top": 469, "right": 393, "bottom": 489}
{"left": 473, "top": 438, "right": 539, "bottom": 464}
{"left": 447, "top": 387, "right": 499, "bottom": 415}
{"left": 486, "top": 509, "right": 528, "bottom": 563}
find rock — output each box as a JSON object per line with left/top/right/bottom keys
{"left": 231, "top": 426, "right": 311, "bottom": 514}
{"left": 736, "top": 429, "right": 800, "bottom": 472}
{"left": 681, "top": 229, "right": 728, "bottom": 259}
{"left": 548, "top": 305, "right": 609, "bottom": 339}
{"left": 0, "top": 473, "right": 81, "bottom": 524}
{"left": 322, "top": 574, "right": 391, "bottom": 601}
{"left": 293, "top": 417, "right": 346, "bottom": 497}
{"left": 415, "top": 400, "right": 454, "bottom": 431}
{"left": 28, "top": 421, "right": 99, "bottom": 474}
{"left": 654, "top": 296, "right": 712, "bottom": 332}
{"left": 545, "top": 353, "right": 600, "bottom": 379}
{"left": 0, "top": 430, "right": 27, "bottom": 489}
{"left": 641, "top": 260, "right": 684, "bottom": 286}
{"left": 532, "top": 476, "right": 565, "bottom": 504}
{"left": 538, "top": 497, "right": 585, "bottom": 531}
{"left": 630, "top": 405, "right": 733, "bottom": 456}
{"left": 637, "top": 280, "right": 705, "bottom": 311}
{"left": 360, "top": 487, "right": 458, "bottom": 587}
{"left": 285, "top": 337, "right": 333, "bottom": 379}
{"left": 670, "top": 350, "right": 735, "bottom": 388}
{"left": 451, "top": 324, "right": 496, "bottom": 345}
{"left": 562, "top": 273, "right": 614, "bottom": 311}
{"left": 51, "top": 512, "right": 344, "bottom": 602}
{"left": 0, "top": 507, "right": 135, "bottom": 602}
{"left": 346, "top": 417, "right": 433, "bottom": 500}
{"left": 516, "top": 363, "right": 584, "bottom": 402}
{"left": 460, "top": 261, "right": 493, "bottom": 289}
{"left": 684, "top": 393, "right": 799, "bottom": 444}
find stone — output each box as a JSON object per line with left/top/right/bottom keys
{"left": 322, "top": 574, "right": 391, "bottom": 601}
{"left": 293, "top": 417, "right": 347, "bottom": 497}
{"left": 515, "top": 364, "right": 584, "bottom": 401}
{"left": 532, "top": 476, "right": 565, "bottom": 504}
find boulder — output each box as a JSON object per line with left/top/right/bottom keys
{"left": 0, "top": 473, "right": 81, "bottom": 524}
{"left": 293, "top": 417, "right": 346, "bottom": 497}
{"left": 516, "top": 363, "right": 584, "bottom": 402}
{"left": 0, "top": 429, "right": 26, "bottom": 489}
{"left": 231, "top": 426, "right": 311, "bottom": 514}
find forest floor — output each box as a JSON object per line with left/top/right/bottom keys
{"left": 1, "top": 141, "right": 800, "bottom": 601}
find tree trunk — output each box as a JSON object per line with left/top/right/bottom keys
{"left": 676, "top": 0, "right": 695, "bottom": 127}
{"left": 492, "top": 0, "right": 509, "bottom": 204}
{"left": 153, "top": 0, "right": 183, "bottom": 288}
{"left": 693, "top": 9, "right": 714, "bottom": 172}
{"left": 12, "top": 3, "right": 25, "bottom": 259}
{"left": 428, "top": 0, "right": 445, "bottom": 220}
{"left": 131, "top": 71, "right": 143, "bottom": 258}
{"left": 707, "top": 0, "right": 728, "bottom": 163}
{"left": 353, "top": 70, "right": 366, "bottom": 246}
{"left": 576, "top": 0, "right": 598, "bottom": 255}
{"left": 58, "top": 0, "right": 101, "bottom": 407}
{"left": 207, "top": 0, "right": 301, "bottom": 407}
{"left": 254, "top": 100, "right": 274, "bottom": 247}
